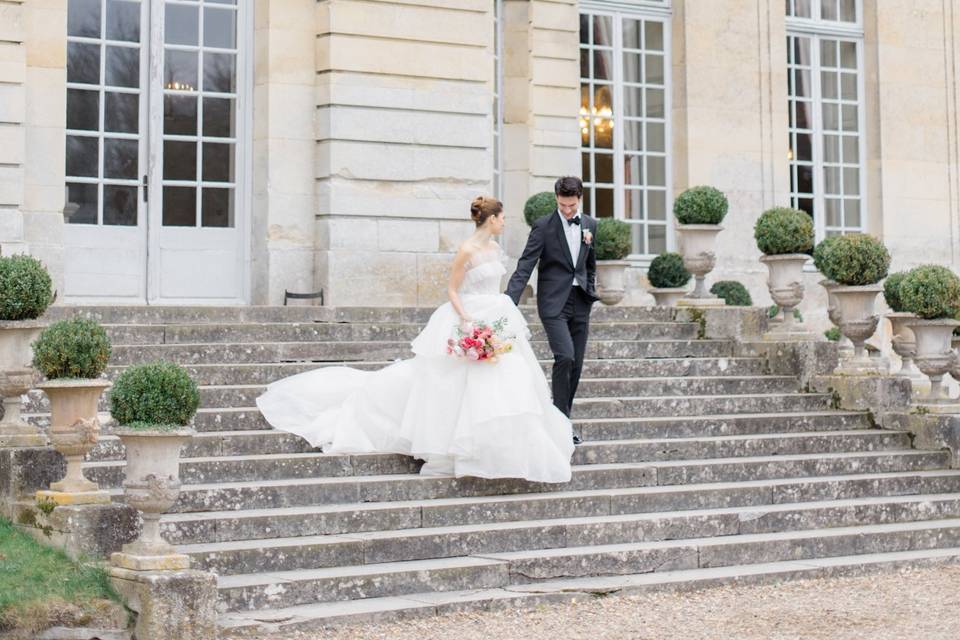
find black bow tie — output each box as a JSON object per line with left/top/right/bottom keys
{"left": 567, "top": 215, "right": 581, "bottom": 226}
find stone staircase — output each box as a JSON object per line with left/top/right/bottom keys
{"left": 32, "top": 305, "right": 960, "bottom": 631}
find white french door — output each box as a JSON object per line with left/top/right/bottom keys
{"left": 64, "top": 0, "right": 250, "bottom": 304}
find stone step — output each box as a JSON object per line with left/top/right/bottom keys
{"left": 44, "top": 305, "right": 679, "bottom": 326}
{"left": 214, "top": 519, "right": 960, "bottom": 611}
{"left": 571, "top": 393, "right": 831, "bottom": 419}
{"left": 181, "top": 493, "right": 960, "bottom": 575}
{"left": 119, "top": 357, "right": 771, "bottom": 386}
{"left": 103, "top": 321, "right": 699, "bottom": 346}
{"left": 159, "top": 470, "right": 960, "bottom": 545}
{"left": 85, "top": 428, "right": 904, "bottom": 465}
{"left": 106, "top": 339, "right": 735, "bottom": 366}
{"left": 140, "top": 451, "right": 949, "bottom": 514}
{"left": 216, "top": 547, "right": 960, "bottom": 631}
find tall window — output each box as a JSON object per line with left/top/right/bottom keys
{"left": 786, "top": 0, "right": 865, "bottom": 239}
{"left": 579, "top": 6, "right": 670, "bottom": 258}
{"left": 493, "top": 0, "right": 503, "bottom": 199}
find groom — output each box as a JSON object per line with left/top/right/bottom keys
{"left": 506, "top": 176, "right": 599, "bottom": 440}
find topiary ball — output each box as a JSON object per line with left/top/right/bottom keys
{"left": 819, "top": 233, "right": 891, "bottom": 286}
{"left": 523, "top": 192, "right": 557, "bottom": 227}
{"left": 32, "top": 317, "right": 111, "bottom": 379}
{"left": 0, "top": 254, "right": 54, "bottom": 321}
{"left": 883, "top": 271, "right": 909, "bottom": 313}
{"left": 594, "top": 218, "right": 632, "bottom": 261}
{"left": 710, "top": 281, "right": 753, "bottom": 306}
{"left": 899, "top": 265, "right": 960, "bottom": 320}
{"left": 110, "top": 361, "right": 200, "bottom": 429}
{"left": 673, "top": 186, "right": 728, "bottom": 225}
{"left": 753, "top": 207, "right": 814, "bottom": 255}
{"left": 648, "top": 252, "right": 691, "bottom": 289}
{"left": 812, "top": 235, "right": 840, "bottom": 275}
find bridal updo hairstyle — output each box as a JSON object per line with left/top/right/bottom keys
{"left": 471, "top": 196, "right": 503, "bottom": 227}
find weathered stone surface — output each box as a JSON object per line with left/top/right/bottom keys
{"left": 812, "top": 375, "right": 912, "bottom": 413}
{"left": 0, "top": 446, "right": 63, "bottom": 517}
{"left": 886, "top": 412, "right": 960, "bottom": 469}
{"left": 108, "top": 567, "right": 217, "bottom": 640}
{"left": 20, "top": 502, "right": 140, "bottom": 560}
{"left": 679, "top": 306, "right": 768, "bottom": 341}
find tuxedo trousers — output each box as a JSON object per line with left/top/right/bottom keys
{"left": 541, "top": 286, "right": 592, "bottom": 417}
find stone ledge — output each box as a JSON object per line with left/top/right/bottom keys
{"left": 677, "top": 306, "right": 768, "bottom": 341}
{"left": 811, "top": 375, "right": 913, "bottom": 414}
{"left": 885, "top": 412, "right": 960, "bottom": 469}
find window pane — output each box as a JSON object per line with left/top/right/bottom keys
{"left": 625, "top": 189, "right": 643, "bottom": 220}
{"left": 582, "top": 187, "right": 591, "bottom": 215}
{"left": 624, "top": 120, "right": 643, "bottom": 152}
{"left": 823, "top": 134, "right": 840, "bottom": 163}
{"left": 105, "top": 45, "right": 139, "bottom": 88}
{"left": 204, "top": 7, "right": 236, "bottom": 49}
{"left": 840, "top": 72, "right": 857, "bottom": 99}
{"left": 821, "top": 71, "right": 837, "bottom": 99}
{"left": 204, "top": 52, "right": 236, "bottom": 93}
{"left": 644, "top": 21, "right": 664, "bottom": 51}
{"left": 622, "top": 53, "right": 642, "bottom": 84}
{"left": 795, "top": 133, "right": 812, "bottom": 162}
{"left": 649, "top": 223, "right": 666, "bottom": 254}
{"left": 580, "top": 48, "right": 589, "bottom": 78}
{"left": 622, "top": 19, "right": 642, "bottom": 50}
{"left": 645, "top": 55, "right": 664, "bottom": 85}
{"left": 105, "top": 92, "right": 139, "bottom": 133}
{"left": 593, "top": 50, "right": 613, "bottom": 81}
{"left": 202, "top": 142, "right": 234, "bottom": 182}
{"left": 842, "top": 135, "right": 859, "bottom": 163}
{"left": 797, "top": 165, "right": 813, "bottom": 194}
{"left": 822, "top": 103, "right": 839, "bottom": 130}
{"left": 106, "top": 0, "right": 140, "bottom": 42}
{"left": 593, "top": 118, "right": 613, "bottom": 149}
{"left": 820, "top": 40, "right": 837, "bottom": 68}
{"left": 840, "top": 0, "right": 857, "bottom": 22}
{"left": 645, "top": 88, "right": 664, "bottom": 118}
{"left": 67, "top": 90, "right": 99, "bottom": 131}
{"left": 103, "top": 185, "right": 137, "bottom": 225}
{"left": 164, "top": 95, "right": 198, "bottom": 135}
{"left": 624, "top": 154, "right": 642, "bottom": 186}
{"left": 632, "top": 224, "right": 645, "bottom": 255}
{"left": 164, "top": 141, "right": 197, "bottom": 180}
{"left": 103, "top": 138, "right": 138, "bottom": 179}
{"left": 163, "top": 187, "right": 196, "bottom": 226}
{"left": 579, "top": 14, "right": 589, "bottom": 45}
{"left": 824, "top": 166, "right": 841, "bottom": 194}
{"left": 793, "top": 0, "right": 812, "bottom": 18}
{"left": 595, "top": 188, "right": 614, "bottom": 217}
{"left": 821, "top": 0, "right": 838, "bottom": 21}
{"left": 165, "top": 49, "right": 199, "bottom": 90}
{"left": 202, "top": 188, "right": 234, "bottom": 227}
{"left": 595, "top": 153, "right": 613, "bottom": 183}
{"left": 593, "top": 15, "right": 613, "bottom": 47}
{"left": 842, "top": 104, "right": 858, "bottom": 131}
{"left": 844, "top": 198, "right": 861, "bottom": 227}
{"left": 66, "top": 136, "right": 99, "bottom": 178}
{"left": 68, "top": 42, "right": 101, "bottom": 84}
{"left": 646, "top": 122, "right": 665, "bottom": 152}
{"left": 795, "top": 100, "right": 812, "bottom": 129}
{"left": 69, "top": 0, "right": 102, "bottom": 38}
{"left": 65, "top": 183, "right": 98, "bottom": 224}
{"left": 581, "top": 152, "right": 591, "bottom": 183}
{"left": 840, "top": 41, "right": 857, "bottom": 69}
{"left": 647, "top": 156, "right": 666, "bottom": 187}
{"left": 648, "top": 190, "right": 666, "bottom": 220}
{"left": 623, "top": 85, "right": 643, "bottom": 116}
{"left": 843, "top": 167, "right": 860, "bottom": 195}
{"left": 165, "top": 3, "right": 199, "bottom": 45}
{"left": 825, "top": 198, "right": 842, "bottom": 226}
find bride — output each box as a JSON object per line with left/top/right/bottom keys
{"left": 256, "top": 196, "right": 574, "bottom": 483}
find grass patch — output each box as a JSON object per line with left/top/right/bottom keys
{"left": 0, "top": 517, "right": 127, "bottom": 636}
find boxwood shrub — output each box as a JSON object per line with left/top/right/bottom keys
{"left": 710, "top": 281, "right": 753, "bottom": 306}
{"left": 32, "top": 318, "right": 111, "bottom": 379}
{"left": 594, "top": 218, "right": 631, "bottom": 261}
{"left": 648, "top": 253, "right": 691, "bottom": 289}
{"left": 812, "top": 235, "right": 840, "bottom": 275}
{"left": 883, "top": 271, "right": 909, "bottom": 313}
{"left": 110, "top": 361, "right": 200, "bottom": 429}
{"left": 0, "top": 255, "right": 54, "bottom": 321}
{"left": 673, "top": 186, "right": 728, "bottom": 225}
{"left": 753, "top": 207, "right": 814, "bottom": 255}
{"left": 523, "top": 192, "right": 556, "bottom": 227}
{"left": 819, "top": 234, "right": 890, "bottom": 286}
{"left": 899, "top": 265, "right": 960, "bottom": 320}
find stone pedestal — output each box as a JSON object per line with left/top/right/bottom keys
{"left": 15, "top": 502, "right": 140, "bottom": 560}
{"left": 108, "top": 567, "right": 217, "bottom": 640}
{"left": 0, "top": 446, "right": 63, "bottom": 519}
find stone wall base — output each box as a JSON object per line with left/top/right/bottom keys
{"left": 885, "top": 413, "right": 960, "bottom": 469}
{"left": 811, "top": 375, "right": 913, "bottom": 414}
{"left": 108, "top": 567, "right": 218, "bottom": 640}
{"left": 0, "top": 446, "right": 64, "bottom": 520}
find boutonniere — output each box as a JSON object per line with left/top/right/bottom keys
{"left": 582, "top": 229, "right": 593, "bottom": 245}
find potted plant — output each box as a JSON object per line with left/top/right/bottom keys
{"left": 594, "top": 218, "right": 632, "bottom": 305}
{"left": 0, "top": 254, "right": 54, "bottom": 447}
{"left": 883, "top": 271, "right": 922, "bottom": 383}
{"left": 647, "top": 252, "right": 691, "bottom": 306}
{"left": 523, "top": 191, "right": 556, "bottom": 227}
{"left": 109, "top": 361, "right": 200, "bottom": 570}
{"left": 674, "top": 186, "right": 727, "bottom": 305}
{"left": 33, "top": 318, "right": 112, "bottom": 504}
{"left": 754, "top": 207, "right": 814, "bottom": 338}
{"left": 819, "top": 234, "right": 891, "bottom": 374}
{"left": 709, "top": 281, "right": 753, "bottom": 307}
{"left": 900, "top": 266, "right": 960, "bottom": 405}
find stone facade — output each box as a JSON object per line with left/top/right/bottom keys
{"left": 2, "top": 0, "right": 960, "bottom": 309}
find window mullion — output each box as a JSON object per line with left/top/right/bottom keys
{"left": 613, "top": 13, "right": 625, "bottom": 222}
{"left": 811, "top": 34, "right": 826, "bottom": 241}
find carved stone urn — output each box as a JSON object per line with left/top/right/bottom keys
{"left": 831, "top": 284, "right": 883, "bottom": 374}
{"left": 887, "top": 312, "right": 924, "bottom": 383}
{"left": 950, "top": 335, "right": 960, "bottom": 386}
{"left": 906, "top": 318, "right": 960, "bottom": 407}
{"left": 111, "top": 427, "right": 194, "bottom": 571}
{"left": 820, "top": 279, "right": 854, "bottom": 356}
{"left": 0, "top": 320, "right": 47, "bottom": 447}
{"left": 649, "top": 287, "right": 688, "bottom": 307}
{"left": 760, "top": 254, "right": 811, "bottom": 340}
{"left": 35, "top": 379, "right": 111, "bottom": 505}
{"left": 596, "top": 260, "right": 629, "bottom": 306}
{"left": 677, "top": 224, "right": 724, "bottom": 306}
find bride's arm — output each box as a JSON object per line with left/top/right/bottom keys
{"left": 447, "top": 247, "right": 472, "bottom": 326}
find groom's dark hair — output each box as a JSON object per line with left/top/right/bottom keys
{"left": 554, "top": 176, "right": 583, "bottom": 199}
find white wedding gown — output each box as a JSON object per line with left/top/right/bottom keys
{"left": 256, "top": 247, "right": 574, "bottom": 483}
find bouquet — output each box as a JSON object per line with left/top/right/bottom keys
{"left": 447, "top": 317, "right": 515, "bottom": 363}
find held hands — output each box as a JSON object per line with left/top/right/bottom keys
{"left": 459, "top": 316, "right": 474, "bottom": 333}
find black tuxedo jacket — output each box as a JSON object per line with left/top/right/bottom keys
{"left": 505, "top": 211, "right": 599, "bottom": 318}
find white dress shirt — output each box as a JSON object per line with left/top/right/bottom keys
{"left": 557, "top": 210, "right": 581, "bottom": 286}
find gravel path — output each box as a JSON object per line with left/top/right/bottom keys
{"left": 228, "top": 565, "right": 960, "bottom": 640}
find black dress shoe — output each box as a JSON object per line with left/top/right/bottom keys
{"left": 572, "top": 434, "right": 582, "bottom": 445}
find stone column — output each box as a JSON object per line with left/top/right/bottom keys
{"left": 251, "top": 0, "right": 319, "bottom": 304}
{"left": 501, "top": 0, "right": 580, "bottom": 265}
{"left": 314, "top": 0, "right": 494, "bottom": 307}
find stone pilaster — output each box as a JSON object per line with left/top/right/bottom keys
{"left": 0, "top": 0, "right": 28, "bottom": 257}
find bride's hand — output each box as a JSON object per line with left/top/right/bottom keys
{"left": 459, "top": 316, "right": 473, "bottom": 333}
